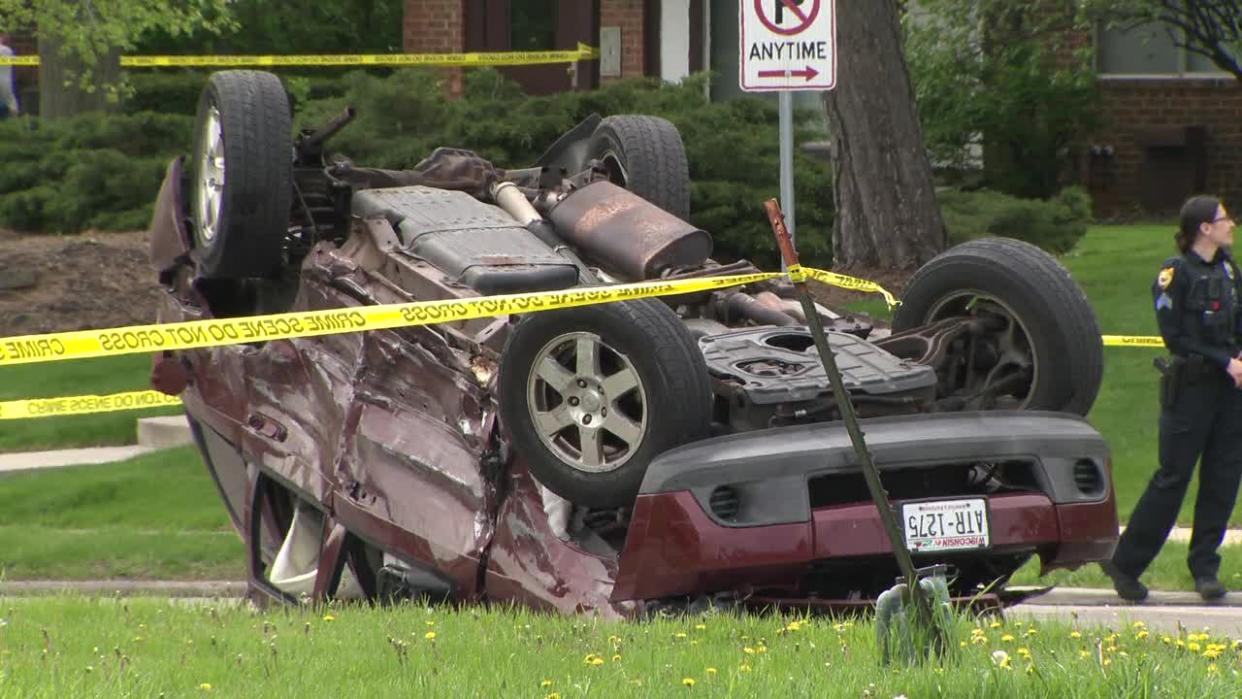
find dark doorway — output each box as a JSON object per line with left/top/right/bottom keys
{"left": 465, "top": 0, "right": 600, "bottom": 94}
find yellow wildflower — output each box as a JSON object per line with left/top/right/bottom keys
{"left": 675, "top": 632, "right": 688, "bottom": 640}
{"left": 1017, "top": 648, "right": 1031, "bottom": 660}
{"left": 1070, "top": 631, "right": 1082, "bottom": 639}
{"left": 695, "top": 624, "right": 707, "bottom": 631}
{"left": 322, "top": 614, "right": 335, "bottom": 622}
{"left": 199, "top": 684, "right": 213, "bottom": 691}
{"left": 1136, "top": 630, "right": 1149, "bottom": 640}
{"left": 1209, "top": 664, "right": 1219, "bottom": 675}
{"left": 546, "top": 694, "right": 561, "bottom": 699}
{"left": 1079, "top": 650, "right": 1090, "bottom": 659}
{"left": 424, "top": 631, "right": 437, "bottom": 641}
{"left": 540, "top": 679, "right": 553, "bottom": 688}
{"left": 706, "top": 667, "right": 717, "bottom": 675}
{"left": 1024, "top": 628, "right": 1038, "bottom": 637}
{"left": 743, "top": 647, "right": 756, "bottom": 655}
{"left": 990, "top": 621, "right": 1003, "bottom": 629}
{"left": 425, "top": 620, "right": 435, "bottom": 627}
{"left": 1001, "top": 634, "right": 1015, "bottom": 643}
{"left": 991, "top": 650, "right": 1011, "bottom": 670}
{"left": 1205, "top": 648, "right": 1222, "bottom": 660}
{"left": 959, "top": 640, "right": 968, "bottom": 648}
{"left": 682, "top": 678, "right": 696, "bottom": 687}
{"left": 739, "top": 664, "right": 752, "bottom": 673}
{"left": 1189, "top": 642, "right": 1201, "bottom": 653}
{"left": 583, "top": 653, "right": 605, "bottom": 666}
{"left": 612, "top": 654, "right": 622, "bottom": 662}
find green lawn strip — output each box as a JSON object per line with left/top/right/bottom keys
{"left": 0, "top": 526, "right": 245, "bottom": 580}
{"left": 0, "top": 448, "right": 244, "bottom": 581}
{"left": 0, "top": 599, "right": 1235, "bottom": 697}
{"left": 1012, "top": 540, "right": 1242, "bottom": 592}
{"left": 0, "top": 354, "right": 180, "bottom": 452}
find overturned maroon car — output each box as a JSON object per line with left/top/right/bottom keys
{"left": 147, "top": 71, "right": 1117, "bottom": 616}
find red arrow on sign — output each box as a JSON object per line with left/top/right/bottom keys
{"left": 757, "top": 65, "right": 820, "bottom": 81}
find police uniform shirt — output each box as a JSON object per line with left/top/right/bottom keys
{"left": 1153, "top": 249, "right": 1242, "bottom": 368}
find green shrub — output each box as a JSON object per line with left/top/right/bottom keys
{"left": 0, "top": 114, "right": 189, "bottom": 233}
{"left": 938, "top": 186, "right": 1093, "bottom": 254}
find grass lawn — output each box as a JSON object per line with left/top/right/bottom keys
{"left": 1011, "top": 540, "right": 1242, "bottom": 592}
{"left": 0, "top": 447, "right": 244, "bottom": 581}
{"left": 0, "top": 354, "right": 181, "bottom": 452}
{"left": 0, "top": 598, "right": 1237, "bottom": 697}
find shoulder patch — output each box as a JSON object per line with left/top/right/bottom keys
{"left": 1158, "top": 266, "right": 1175, "bottom": 290}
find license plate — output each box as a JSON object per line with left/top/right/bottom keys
{"left": 901, "top": 498, "right": 989, "bottom": 553}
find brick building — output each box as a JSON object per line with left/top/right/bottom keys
{"left": 1086, "top": 22, "right": 1242, "bottom": 217}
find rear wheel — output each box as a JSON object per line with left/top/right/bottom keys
{"left": 498, "top": 299, "right": 712, "bottom": 508}
{"left": 588, "top": 115, "right": 691, "bottom": 220}
{"left": 190, "top": 70, "right": 292, "bottom": 279}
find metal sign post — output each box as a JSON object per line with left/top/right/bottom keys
{"left": 740, "top": 0, "right": 837, "bottom": 256}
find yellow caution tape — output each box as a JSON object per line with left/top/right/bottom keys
{"left": 1102, "top": 335, "right": 1165, "bottom": 348}
{"left": 0, "top": 267, "right": 901, "bottom": 368}
{"left": 803, "top": 268, "right": 901, "bottom": 308}
{"left": 0, "top": 44, "right": 600, "bottom": 69}
{"left": 0, "top": 390, "right": 182, "bottom": 420}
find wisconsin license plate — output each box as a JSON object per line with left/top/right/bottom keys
{"left": 902, "top": 498, "right": 990, "bottom": 553}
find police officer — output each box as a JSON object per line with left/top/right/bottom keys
{"left": 1102, "top": 195, "right": 1242, "bottom": 602}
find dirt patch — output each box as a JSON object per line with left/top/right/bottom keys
{"left": 0, "top": 230, "right": 160, "bottom": 337}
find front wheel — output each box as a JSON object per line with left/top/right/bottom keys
{"left": 891, "top": 237, "right": 1103, "bottom": 415}
{"left": 498, "top": 299, "right": 712, "bottom": 509}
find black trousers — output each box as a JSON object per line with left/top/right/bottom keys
{"left": 1113, "top": 369, "right": 1242, "bottom": 579}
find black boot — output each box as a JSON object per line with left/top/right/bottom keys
{"left": 1195, "top": 576, "right": 1226, "bottom": 601}
{"left": 1101, "top": 560, "right": 1148, "bottom": 602}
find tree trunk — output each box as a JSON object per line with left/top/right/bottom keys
{"left": 37, "top": 35, "right": 121, "bottom": 118}
{"left": 823, "top": 0, "right": 946, "bottom": 271}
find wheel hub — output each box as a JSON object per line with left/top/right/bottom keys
{"left": 527, "top": 331, "right": 648, "bottom": 474}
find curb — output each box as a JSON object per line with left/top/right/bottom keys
{"left": 1012, "top": 586, "right": 1242, "bottom": 608}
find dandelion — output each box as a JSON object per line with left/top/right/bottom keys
{"left": 321, "top": 614, "right": 335, "bottom": 622}
{"left": 683, "top": 678, "right": 696, "bottom": 687}
{"left": 424, "top": 631, "right": 437, "bottom": 641}
{"left": 1024, "top": 628, "right": 1038, "bottom": 637}
{"left": 1017, "top": 647, "right": 1031, "bottom": 660}
{"left": 959, "top": 640, "right": 968, "bottom": 648}
{"left": 743, "top": 647, "right": 756, "bottom": 655}
{"left": 1205, "top": 648, "right": 1222, "bottom": 660}
{"left": 1070, "top": 631, "right": 1082, "bottom": 639}
{"left": 785, "top": 621, "right": 804, "bottom": 632}
{"left": 739, "top": 664, "right": 752, "bottom": 673}
{"left": 990, "top": 621, "right": 1003, "bottom": 629}
{"left": 695, "top": 624, "right": 707, "bottom": 631}
{"left": 1209, "top": 664, "right": 1220, "bottom": 675}
{"left": 199, "top": 684, "right": 213, "bottom": 691}
{"left": 583, "top": 654, "right": 605, "bottom": 666}
{"left": 1001, "top": 634, "right": 1015, "bottom": 643}
{"left": 1190, "top": 642, "right": 1201, "bottom": 653}
{"left": 675, "top": 632, "right": 688, "bottom": 640}
{"left": 1136, "top": 630, "right": 1150, "bottom": 640}
{"left": 541, "top": 680, "right": 553, "bottom": 688}
{"left": 706, "top": 667, "right": 717, "bottom": 675}
{"left": 612, "top": 654, "right": 622, "bottom": 662}
{"left": 425, "top": 620, "right": 435, "bottom": 627}
{"left": 1079, "top": 650, "right": 1090, "bottom": 659}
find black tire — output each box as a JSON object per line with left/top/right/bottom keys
{"left": 498, "top": 298, "right": 712, "bottom": 508}
{"left": 588, "top": 115, "right": 691, "bottom": 220}
{"left": 892, "top": 237, "right": 1103, "bottom": 416}
{"left": 190, "top": 70, "right": 292, "bottom": 279}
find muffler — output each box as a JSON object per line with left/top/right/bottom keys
{"left": 548, "top": 181, "right": 712, "bottom": 280}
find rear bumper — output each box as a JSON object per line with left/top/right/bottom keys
{"left": 611, "top": 411, "right": 1119, "bottom": 602}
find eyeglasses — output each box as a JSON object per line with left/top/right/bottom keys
{"left": 1213, "top": 216, "right": 1235, "bottom": 224}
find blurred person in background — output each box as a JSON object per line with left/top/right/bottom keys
{"left": 0, "top": 33, "right": 19, "bottom": 118}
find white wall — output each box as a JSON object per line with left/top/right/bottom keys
{"left": 660, "top": 0, "right": 691, "bottom": 82}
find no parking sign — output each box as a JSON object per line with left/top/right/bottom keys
{"left": 740, "top": 0, "right": 837, "bottom": 92}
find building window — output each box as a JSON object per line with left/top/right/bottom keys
{"left": 511, "top": 0, "right": 556, "bottom": 51}
{"left": 1097, "top": 21, "right": 1232, "bottom": 77}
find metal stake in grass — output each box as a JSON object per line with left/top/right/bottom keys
{"left": 764, "top": 199, "right": 952, "bottom": 665}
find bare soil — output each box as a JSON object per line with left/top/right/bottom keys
{"left": 0, "top": 230, "right": 161, "bottom": 337}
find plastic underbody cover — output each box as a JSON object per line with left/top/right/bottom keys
{"left": 351, "top": 185, "right": 578, "bottom": 294}
{"left": 699, "top": 327, "right": 936, "bottom": 403}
